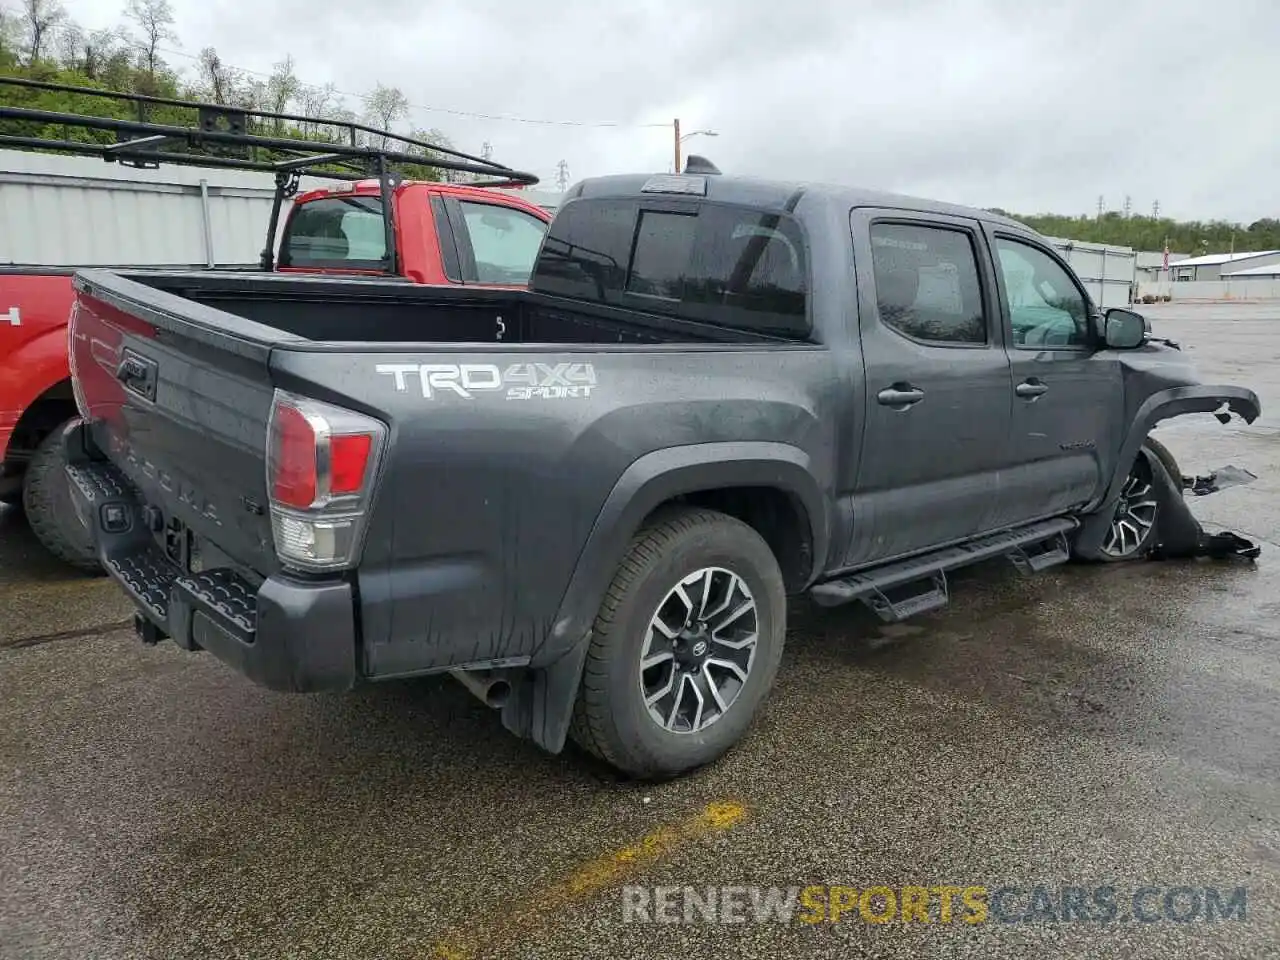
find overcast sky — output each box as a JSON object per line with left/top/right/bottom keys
{"left": 57, "top": 0, "right": 1280, "bottom": 223}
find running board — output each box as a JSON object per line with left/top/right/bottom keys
{"left": 809, "top": 517, "right": 1078, "bottom": 621}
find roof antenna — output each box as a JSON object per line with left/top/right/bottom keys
{"left": 683, "top": 155, "right": 721, "bottom": 175}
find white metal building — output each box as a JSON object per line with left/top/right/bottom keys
{"left": 0, "top": 148, "right": 569, "bottom": 268}
{"left": 1168, "top": 250, "right": 1280, "bottom": 282}
{"left": 1133, "top": 249, "right": 1190, "bottom": 283}
{"left": 1224, "top": 261, "right": 1280, "bottom": 279}
{"left": 0, "top": 148, "right": 334, "bottom": 267}
{"left": 1045, "top": 237, "right": 1135, "bottom": 309}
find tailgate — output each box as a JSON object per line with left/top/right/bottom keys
{"left": 70, "top": 269, "right": 298, "bottom": 576}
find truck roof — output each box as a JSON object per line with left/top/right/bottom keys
{"left": 564, "top": 172, "right": 1028, "bottom": 231}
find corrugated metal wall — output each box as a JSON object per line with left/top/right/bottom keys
{"left": 1048, "top": 237, "right": 1135, "bottom": 309}
{"left": 1138, "top": 277, "right": 1280, "bottom": 301}
{"left": 0, "top": 149, "right": 327, "bottom": 267}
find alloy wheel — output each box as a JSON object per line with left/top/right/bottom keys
{"left": 638, "top": 566, "right": 758, "bottom": 735}
{"left": 1101, "top": 457, "right": 1159, "bottom": 558}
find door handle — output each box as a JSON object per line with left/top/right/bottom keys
{"left": 1015, "top": 379, "right": 1048, "bottom": 399}
{"left": 877, "top": 384, "right": 925, "bottom": 408}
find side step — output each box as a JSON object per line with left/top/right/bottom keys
{"left": 809, "top": 517, "right": 1078, "bottom": 622}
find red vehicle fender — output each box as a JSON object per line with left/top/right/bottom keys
{"left": 0, "top": 274, "right": 76, "bottom": 461}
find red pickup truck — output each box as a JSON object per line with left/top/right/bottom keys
{"left": 0, "top": 78, "right": 547, "bottom": 570}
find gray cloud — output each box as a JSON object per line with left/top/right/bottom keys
{"left": 63, "top": 0, "right": 1280, "bottom": 222}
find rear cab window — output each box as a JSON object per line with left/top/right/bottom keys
{"left": 280, "top": 196, "right": 387, "bottom": 269}
{"left": 456, "top": 201, "right": 550, "bottom": 285}
{"left": 531, "top": 197, "right": 810, "bottom": 338}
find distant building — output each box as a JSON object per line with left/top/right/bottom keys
{"left": 1166, "top": 250, "right": 1280, "bottom": 282}
{"left": 1134, "top": 250, "right": 1190, "bottom": 283}
{"left": 1223, "top": 261, "right": 1280, "bottom": 280}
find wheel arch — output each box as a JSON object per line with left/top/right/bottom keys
{"left": 3, "top": 377, "right": 77, "bottom": 470}
{"left": 499, "top": 441, "right": 830, "bottom": 755}
{"left": 1075, "top": 384, "right": 1260, "bottom": 557}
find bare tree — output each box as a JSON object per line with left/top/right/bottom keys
{"left": 83, "top": 26, "right": 124, "bottom": 80}
{"left": 197, "top": 45, "right": 234, "bottom": 103}
{"left": 1, "top": 4, "right": 24, "bottom": 59}
{"left": 52, "top": 16, "right": 82, "bottom": 67}
{"left": 265, "top": 54, "right": 300, "bottom": 131}
{"left": 125, "top": 0, "right": 176, "bottom": 78}
{"left": 409, "top": 126, "right": 461, "bottom": 181}
{"left": 363, "top": 83, "right": 409, "bottom": 148}
{"left": 21, "top": 0, "right": 67, "bottom": 65}
{"left": 297, "top": 80, "right": 338, "bottom": 136}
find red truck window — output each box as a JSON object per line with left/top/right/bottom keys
{"left": 280, "top": 196, "right": 387, "bottom": 268}
{"left": 456, "top": 201, "right": 549, "bottom": 285}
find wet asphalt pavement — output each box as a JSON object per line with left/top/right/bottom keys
{"left": 3, "top": 304, "right": 1279, "bottom": 959}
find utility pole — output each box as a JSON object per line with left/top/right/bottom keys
{"left": 1152, "top": 199, "right": 1160, "bottom": 219}
{"left": 1097, "top": 195, "right": 1104, "bottom": 220}
{"left": 1123, "top": 195, "right": 1132, "bottom": 219}
{"left": 555, "top": 159, "right": 570, "bottom": 192}
{"left": 674, "top": 118, "right": 683, "bottom": 174}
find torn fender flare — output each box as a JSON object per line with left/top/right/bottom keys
{"left": 1075, "top": 384, "right": 1261, "bottom": 556}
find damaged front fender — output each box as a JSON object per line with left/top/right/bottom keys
{"left": 1074, "top": 384, "right": 1261, "bottom": 559}
{"left": 1096, "top": 384, "right": 1261, "bottom": 514}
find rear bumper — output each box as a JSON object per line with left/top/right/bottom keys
{"left": 63, "top": 422, "right": 357, "bottom": 693}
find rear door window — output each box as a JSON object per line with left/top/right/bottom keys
{"left": 456, "top": 201, "right": 550, "bottom": 285}
{"left": 868, "top": 222, "right": 988, "bottom": 345}
{"left": 280, "top": 196, "right": 387, "bottom": 268}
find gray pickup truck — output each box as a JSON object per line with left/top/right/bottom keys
{"left": 63, "top": 168, "right": 1260, "bottom": 779}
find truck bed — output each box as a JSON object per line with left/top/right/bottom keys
{"left": 102, "top": 270, "right": 784, "bottom": 346}
{"left": 66, "top": 267, "right": 828, "bottom": 673}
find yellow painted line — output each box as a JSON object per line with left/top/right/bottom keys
{"left": 430, "top": 799, "right": 747, "bottom": 959}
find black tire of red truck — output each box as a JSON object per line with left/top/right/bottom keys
{"left": 23, "top": 427, "right": 103, "bottom": 574}
{"left": 569, "top": 506, "right": 787, "bottom": 780}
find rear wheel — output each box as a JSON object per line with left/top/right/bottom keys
{"left": 23, "top": 426, "right": 102, "bottom": 574}
{"left": 570, "top": 507, "right": 786, "bottom": 780}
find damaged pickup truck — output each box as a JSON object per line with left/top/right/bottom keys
{"left": 62, "top": 167, "right": 1261, "bottom": 779}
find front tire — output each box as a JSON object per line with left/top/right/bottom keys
{"left": 570, "top": 507, "right": 786, "bottom": 780}
{"left": 23, "top": 426, "right": 102, "bottom": 574}
{"left": 1088, "top": 439, "right": 1176, "bottom": 562}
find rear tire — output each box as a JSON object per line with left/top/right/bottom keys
{"left": 570, "top": 507, "right": 786, "bottom": 780}
{"left": 23, "top": 425, "right": 102, "bottom": 574}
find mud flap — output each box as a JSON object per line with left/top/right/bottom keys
{"left": 1144, "top": 449, "right": 1260, "bottom": 561}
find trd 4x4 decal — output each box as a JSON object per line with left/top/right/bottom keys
{"left": 375, "top": 361, "right": 598, "bottom": 400}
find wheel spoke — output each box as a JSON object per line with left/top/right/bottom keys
{"left": 672, "top": 581, "right": 696, "bottom": 625}
{"left": 696, "top": 569, "right": 715, "bottom": 622}
{"left": 641, "top": 651, "right": 675, "bottom": 671}
{"left": 709, "top": 599, "right": 753, "bottom": 636}
{"left": 645, "top": 671, "right": 676, "bottom": 708}
{"left": 701, "top": 663, "right": 731, "bottom": 713}
{"left": 706, "top": 656, "right": 749, "bottom": 685}
{"left": 651, "top": 615, "right": 680, "bottom": 640}
{"left": 711, "top": 630, "right": 757, "bottom": 652}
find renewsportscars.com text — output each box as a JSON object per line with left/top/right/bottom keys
{"left": 620, "top": 884, "right": 1249, "bottom": 925}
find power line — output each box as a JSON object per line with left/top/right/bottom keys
{"left": 146, "top": 43, "right": 668, "bottom": 128}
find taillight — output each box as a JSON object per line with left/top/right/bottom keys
{"left": 68, "top": 301, "right": 89, "bottom": 419}
{"left": 265, "top": 389, "right": 386, "bottom": 572}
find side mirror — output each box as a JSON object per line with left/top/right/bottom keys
{"left": 1104, "top": 307, "right": 1147, "bottom": 349}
